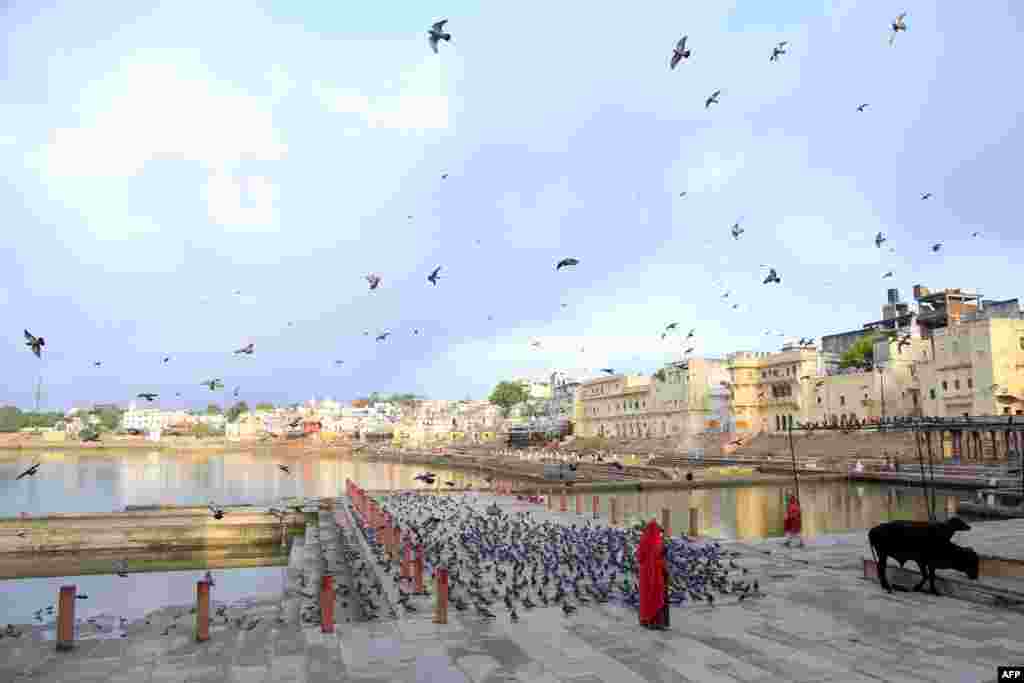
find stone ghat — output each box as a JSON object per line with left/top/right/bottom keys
{"left": 0, "top": 507, "right": 305, "bottom": 556}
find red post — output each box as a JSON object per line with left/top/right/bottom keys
{"left": 414, "top": 544, "right": 425, "bottom": 593}
{"left": 195, "top": 580, "right": 211, "bottom": 642}
{"left": 321, "top": 575, "right": 335, "bottom": 633}
{"left": 592, "top": 495, "right": 599, "bottom": 519}
{"left": 547, "top": 491, "right": 553, "bottom": 510}
{"left": 611, "top": 497, "right": 619, "bottom": 525}
{"left": 575, "top": 494, "right": 582, "bottom": 514}
{"left": 433, "top": 568, "right": 449, "bottom": 624}
{"left": 661, "top": 508, "right": 671, "bottom": 536}
{"left": 56, "top": 585, "right": 76, "bottom": 651}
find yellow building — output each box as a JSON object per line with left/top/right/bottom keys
{"left": 727, "top": 346, "right": 823, "bottom": 434}
{"left": 648, "top": 358, "right": 732, "bottom": 436}
{"left": 577, "top": 374, "right": 653, "bottom": 438}
{"left": 915, "top": 315, "right": 1024, "bottom": 417}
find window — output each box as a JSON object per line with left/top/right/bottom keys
{"left": 930, "top": 388, "right": 936, "bottom": 400}
{"left": 913, "top": 393, "right": 918, "bottom": 406}
{"left": 817, "top": 396, "right": 822, "bottom": 404}
{"left": 968, "top": 378, "right": 973, "bottom": 389}
{"left": 840, "top": 396, "right": 846, "bottom": 406}
{"left": 954, "top": 379, "right": 960, "bottom": 391}
{"left": 1020, "top": 337, "right": 1024, "bottom": 351}
{"left": 942, "top": 381, "right": 948, "bottom": 391}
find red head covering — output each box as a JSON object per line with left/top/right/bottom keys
{"left": 636, "top": 520, "right": 666, "bottom": 623}
{"left": 784, "top": 494, "right": 802, "bottom": 534}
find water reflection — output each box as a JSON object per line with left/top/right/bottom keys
{"left": 578, "top": 482, "right": 956, "bottom": 540}
{"left": 0, "top": 450, "right": 956, "bottom": 540}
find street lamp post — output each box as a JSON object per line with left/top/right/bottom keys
{"left": 877, "top": 364, "right": 887, "bottom": 430}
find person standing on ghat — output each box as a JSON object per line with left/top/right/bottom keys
{"left": 637, "top": 520, "right": 670, "bottom": 630}
{"left": 783, "top": 492, "right": 804, "bottom": 548}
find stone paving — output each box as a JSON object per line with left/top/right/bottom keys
{"left": 1, "top": 493, "right": 1022, "bottom": 682}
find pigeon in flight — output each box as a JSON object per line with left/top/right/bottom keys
{"left": 931, "top": 243, "right": 942, "bottom": 253}
{"left": 163, "top": 356, "right": 171, "bottom": 364}
{"left": 202, "top": 379, "right": 224, "bottom": 391}
{"left": 93, "top": 361, "right": 102, "bottom": 367}
{"left": 669, "top": 35, "right": 691, "bottom": 69}
{"left": 335, "top": 360, "right": 344, "bottom": 366}
{"left": 209, "top": 503, "right": 225, "bottom": 521}
{"left": 366, "top": 274, "right": 382, "bottom": 290}
{"left": 769, "top": 41, "right": 788, "bottom": 62}
{"left": 920, "top": 192, "right": 933, "bottom": 200}
{"left": 114, "top": 559, "right": 129, "bottom": 578}
{"left": 882, "top": 271, "right": 894, "bottom": 278}
{"left": 971, "top": 231, "right": 981, "bottom": 238}
{"left": 889, "top": 12, "right": 907, "bottom": 46}
{"left": 278, "top": 464, "right": 291, "bottom": 474}
{"left": 233, "top": 386, "right": 240, "bottom": 398}
{"left": 798, "top": 337, "right": 816, "bottom": 346}
{"left": 600, "top": 368, "right": 615, "bottom": 375}
{"left": 530, "top": 340, "right": 542, "bottom": 348}
{"left": 556, "top": 258, "right": 579, "bottom": 271}
{"left": 686, "top": 328, "right": 696, "bottom": 339}
{"left": 137, "top": 393, "right": 158, "bottom": 402}
{"left": 376, "top": 332, "right": 391, "bottom": 342}
{"left": 875, "top": 232, "right": 886, "bottom": 248}
{"left": 441, "top": 173, "right": 448, "bottom": 180}
{"left": 731, "top": 222, "right": 744, "bottom": 239}
{"left": 762, "top": 268, "right": 781, "bottom": 284}
{"left": 427, "top": 266, "right": 442, "bottom": 286}
{"left": 856, "top": 103, "right": 869, "bottom": 112}
{"left": 665, "top": 322, "right": 680, "bottom": 332}
{"left": 413, "top": 329, "right": 420, "bottom": 335}
{"left": 721, "top": 290, "right": 731, "bottom": 299}
{"left": 684, "top": 346, "right": 695, "bottom": 355}
{"left": 16, "top": 462, "right": 40, "bottom": 480}
{"left": 24, "top": 330, "right": 44, "bottom": 358}
{"left": 429, "top": 19, "right": 451, "bottom": 54}
{"left": 234, "top": 343, "right": 254, "bottom": 355}
{"left": 705, "top": 89, "right": 721, "bottom": 109}
{"left": 679, "top": 191, "right": 688, "bottom": 198}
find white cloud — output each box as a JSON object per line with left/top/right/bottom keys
{"left": 0, "top": 134, "right": 16, "bottom": 146}
{"left": 203, "top": 172, "right": 279, "bottom": 228}
{"left": 313, "top": 81, "right": 449, "bottom": 132}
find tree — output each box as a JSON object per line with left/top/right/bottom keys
{"left": 652, "top": 369, "right": 667, "bottom": 382}
{"left": 488, "top": 381, "right": 529, "bottom": 417}
{"left": 93, "top": 407, "right": 123, "bottom": 432}
{"left": 840, "top": 333, "right": 881, "bottom": 369}
{"left": 192, "top": 422, "right": 212, "bottom": 438}
{"left": 205, "top": 403, "right": 222, "bottom": 415}
{"left": 254, "top": 402, "right": 275, "bottom": 412}
{"left": 226, "top": 401, "right": 249, "bottom": 422}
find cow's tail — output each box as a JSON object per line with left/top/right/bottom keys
{"left": 867, "top": 528, "right": 880, "bottom": 565}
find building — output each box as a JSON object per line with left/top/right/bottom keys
{"left": 915, "top": 301, "right": 1024, "bottom": 418}
{"left": 913, "top": 285, "right": 982, "bottom": 339}
{"left": 648, "top": 358, "right": 732, "bottom": 436}
{"left": 547, "top": 372, "right": 581, "bottom": 421}
{"left": 726, "top": 344, "right": 825, "bottom": 434}
{"left": 576, "top": 374, "right": 653, "bottom": 438}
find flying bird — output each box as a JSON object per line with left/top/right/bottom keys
{"left": 556, "top": 258, "right": 579, "bottom": 271}
{"left": 428, "top": 19, "right": 451, "bottom": 54}
{"left": 201, "top": 379, "right": 224, "bottom": 391}
{"left": 366, "top": 274, "right": 382, "bottom": 290}
{"left": 971, "top": 231, "right": 981, "bottom": 238}
{"left": 233, "top": 386, "right": 240, "bottom": 398}
{"left": 769, "top": 41, "right": 788, "bottom": 62}
{"left": 93, "top": 361, "right": 102, "bottom": 367}
{"left": 882, "top": 271, "right": 894, "bottom": 278}
{"left": 678, "top": 191, "right": 687, "bottom": 198}
{"left": 600, "top": 368, "right": 615, "bottom": 375}
{"left": 530, "top": 340, "right": 542, "bottom": 348}
{"left": 889, "top": 12, "right": 907, "bottom": 46}
{"left": 16, "top": 462, "right": 40, "bottom": 480}
{"left": 441, "top": 173, "right": 448, "bottom": 180}
{"left": 665, "top": 322, "right": 679, "bottom": 332}
{"left": 427, "top": 266, "right": 442, "bottom": 286}
{"left": 875, "top": 231, "right": 886, "bottom": 248}
{"left": 162, "top": 356, "right": 171, "bottom": 364}
{"left": 920, "top": 192, "right": 933, "bottom": 200}
{"left": 114, "top": 559, "right": 129, "bottom": 578}
{"left": 234, "top": 343, "right": 254, "bottom": 355}
{"left": 335, "top": 360, "right": 345, "bottom": 366}
{"left": 856, "top": 103, "right": 869, "bottom": 112}
{"left": 762, "top": 268, "right": 781, "bottom": 284}
{"left": 137, "top": 393, "right": 158, "bottom": 402}
{"left": 278, "top": 464, "right": 291, "bottom": 474}
{"left": 24, "top": 330, "right": 44, "bottom": 358}
{"left": 684, "top": 346, "right": 695, "bottom": 355}
{"left": 669, "top": 35, "right": 691, "bottom": 69}
{"left": 705, "top": 89, "right": 721, "bottom": 109}
{"left": 731, "top": 222, "right": 744, "bottom": 239}
{"left": 209, "top": 503, "right": 225, "bottom": 521}
{"left": 375, "top": 332, "right": 391, "bottom": 342}
{"left": 931, "top": 243, "right": 942, "bottom": 253}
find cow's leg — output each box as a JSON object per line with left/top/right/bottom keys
{"left": 876, "top": 552, "right": 893, "bottom": 593}
{"left": 912, "top": 559, "right": 929, "bottom": 592}
{"left": 928, "top": 566, "right": 941, "bottom": 596}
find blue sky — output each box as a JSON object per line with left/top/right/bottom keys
{"left": 1, "top": 1, "right": 1021, "bottom": 410}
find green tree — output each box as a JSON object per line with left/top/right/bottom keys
{"left": 254, "top": 402, "right": 275, "bottom": 411}
{"left": 192, "top": 422, "right": 212, "bottom": 438}
{"left": 93, "top": 407, "right": 123, "bottom": 432}
{"left": 205, "top": 403, "right": 222, "bottom": 415}
{"left": 840, "top": 333, "right": 881, "bottom": 369}
{"left": 488, "top": 381, "right": 529, "bottom": 417}
{"left": 226, "top": 401, "right": 249, "bottom": 422}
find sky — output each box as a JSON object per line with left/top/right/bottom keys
{"left": 1, "top": 1, "right": 1022, "bottom": 411}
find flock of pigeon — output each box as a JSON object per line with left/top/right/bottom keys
{"left": 345, "top": 492, "right": 761, "bottom": 624}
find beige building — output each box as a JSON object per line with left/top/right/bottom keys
{"left": 727, "top": 345, "right": 824, "bottom": 434}
{"left": 577, "top": 374, "right": 653, "bottom": 438}
{"left": 648, "top": 358, "right": 732, "bottom": 436}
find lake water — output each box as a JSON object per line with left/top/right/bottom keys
{"left": 1, "top": 448, "right": 958, "bottom": 622}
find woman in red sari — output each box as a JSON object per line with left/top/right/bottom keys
{"left": 636, "top": 520, "right": 669, "bottom": 630}
{"left": 783, "top": 493, "right": 803, "bottom": 548}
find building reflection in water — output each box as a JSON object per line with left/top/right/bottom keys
{"left": 0, "top": 451, "right": 961, "bottom": 539}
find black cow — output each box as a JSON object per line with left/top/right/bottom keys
{"left": 868, "top": 518, "right": 978, "bottom": 595}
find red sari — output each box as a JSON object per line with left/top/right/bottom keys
{"left": 784, "top": 495, "right": 802, "bottom": 536}
{"left": 636, "top": 520, "right": 666, "bottom": 625}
